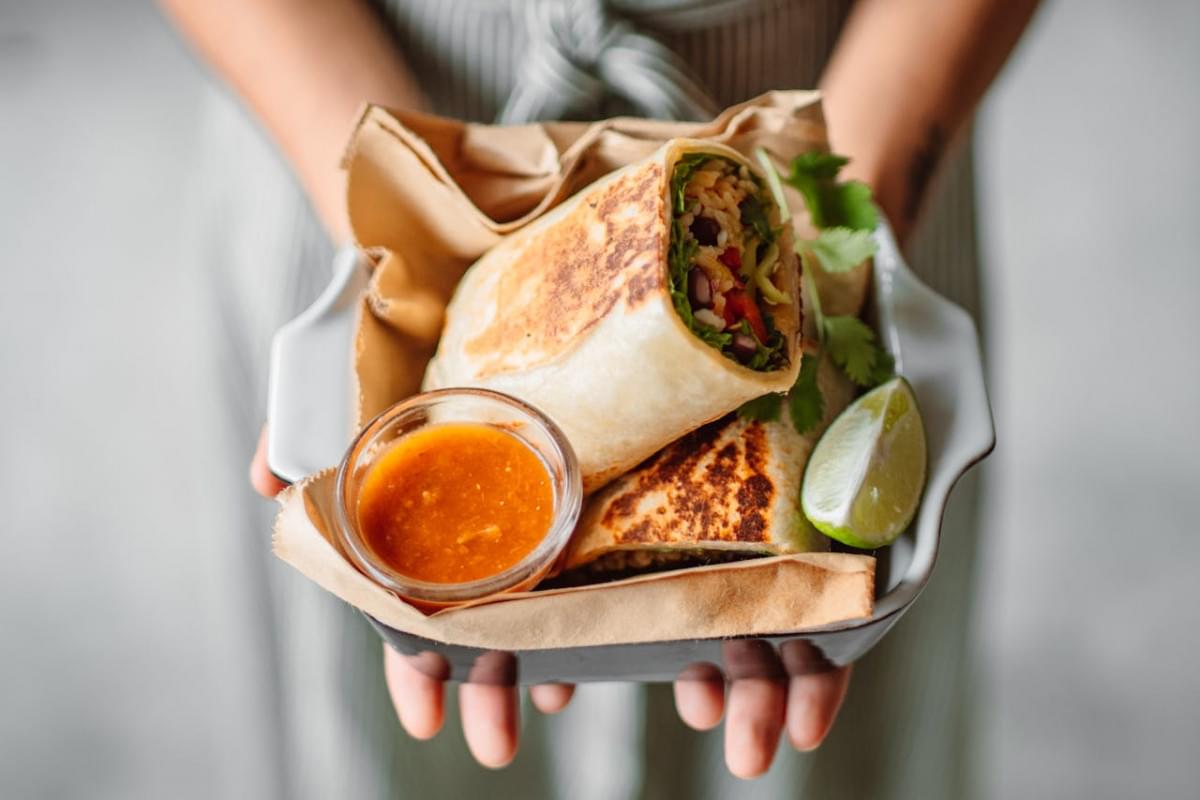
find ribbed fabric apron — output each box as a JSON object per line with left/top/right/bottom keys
{"left": 200, "top": 1, "right": 985, "bottom": 796}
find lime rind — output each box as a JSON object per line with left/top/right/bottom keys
{"left": 801, "top": 377, "right": 927, "bottom": 549}
{"left": 808, "top": 521, "right": 888, "bottom": 551}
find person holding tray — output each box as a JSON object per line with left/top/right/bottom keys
{"left": 161, "top": 0, "right": 1037, "bottom": 795}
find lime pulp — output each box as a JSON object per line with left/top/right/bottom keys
{"left": 801, "top": 377, "right": 927, "bottom": 549}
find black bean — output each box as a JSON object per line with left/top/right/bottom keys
{"left": 730, "top": 333, "right": 759, "bottom": 363}
{"left": 689, "top": 216, "right": 720, "bottom": 246}
{"left": 687, "top": 267, "right": 713, "bottom": 309}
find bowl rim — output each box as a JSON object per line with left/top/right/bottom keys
{"left": 331, "top": 387, "right": 584, "bottom": 605}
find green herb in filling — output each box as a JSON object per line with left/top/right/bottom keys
{"left": 738, "top": 193, "right": 774, "bottom": 244}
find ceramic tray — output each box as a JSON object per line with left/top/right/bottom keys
{"left": 266, "top": 222, "right": 994, "bottom": 684}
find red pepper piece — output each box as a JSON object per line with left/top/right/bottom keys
{"left": 723, "top": 289, "right": 768, "bottom": 343}
{"left": 718, "top": 246, "right": 742, "bottom": 270}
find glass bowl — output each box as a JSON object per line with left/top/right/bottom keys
{"left": 333, "top": 388, "right": 582, "bottom": 608}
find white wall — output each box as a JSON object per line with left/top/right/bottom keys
{"left": 976, "top": 1, "right": 1200, "bottom": 796}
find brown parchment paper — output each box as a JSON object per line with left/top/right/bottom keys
{"left": 275, "top": 470, "right": 874, "bottom": 648}
{"left": 272, "top": 90, "right": 877, "bottom": 649}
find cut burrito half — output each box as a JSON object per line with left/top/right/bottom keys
{"left": 424, "top": 139, "right": 804, "bottom": 491}
{"left": 561, "top": 351, "right": 855, "bottom": 578}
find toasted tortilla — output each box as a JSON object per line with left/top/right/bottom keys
{"left": 563, "top": 351, "right": 855, "bottom": 573}
{"left": 424, "top": 139, "right": 803, "bottom": 492}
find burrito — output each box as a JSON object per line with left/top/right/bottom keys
{"left": 561, "top": 352, "right": 855, "bottom": 577}
{"left": 424, "top": 139, "right": 803, "bottom": 491}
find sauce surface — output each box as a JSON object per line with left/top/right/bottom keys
{"left": 356, "top": 423, "right": 554, "bottom": 584}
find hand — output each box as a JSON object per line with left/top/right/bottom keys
{"left": 249, "top": 425, "right": 290, "bottom": 498}
{"left": 248, "top": 423, "right": 576, "bottom": 770}
{"left": 383, "top": 646, "right": 574, "bottom": 768}
{"left": 251, "top": 425, "right": 851, "bottom": 775}
{"left": 673, "top": 654, "right": 851, "bottom": 778}
{"left": 379, "top": 646, "right": 850, "bottom": 777}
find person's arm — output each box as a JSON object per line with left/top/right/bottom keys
{"left": 159, "top": 0, "right": 425, "bottom": 240}
{"left": 820, "top": 0, "right": 1041, "bottom": 244}
{"left": 664, "top": 1, "right": 1042, "bottom": 777}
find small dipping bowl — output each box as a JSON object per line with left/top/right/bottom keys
{"left": 333, "top": 388, "right": 582, "bottom": 608}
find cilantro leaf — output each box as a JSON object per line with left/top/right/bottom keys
{"left": 786, "top": 153, "right": 848, "bottom": 229}
{"left": 789, "top": 152, "right": 850, "bottom": 181}
{"left": 868, "top": 348, "right": 896, "bottom": 386}
{"left": 783, "top": 152, "right": 878, "bottom": 232}
{"left": 821, "top": 181, "right": 878, "bottom": 232}
{"left": 738, "top": 393, "right": 783, "bottom": 421}
{"left": 805, "top": 227, "right": 879, "bottom": 274}
{"left": 739, "top": 194, "right": 774, "bottom": 244}
{"left": 783, "top": 150, "right": 893, "bottom": 391}
{"left": 823, "top": 316, "right": 879, "bottom": 386}
{"left": 786, "top": 176, "right": 822, "bottom": 228}
{"left": 789, "top": 352, "right": 825, "bottom": 434}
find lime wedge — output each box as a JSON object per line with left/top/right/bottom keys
{"left": 801, "top": 377, "right": 927, "bottom": 549}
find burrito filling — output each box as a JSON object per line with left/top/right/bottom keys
{"left": 669, "top": 154, "right": 791, "bottom": 370}
{"left": 549, "top": 548, "right": 768, "bottom": 586}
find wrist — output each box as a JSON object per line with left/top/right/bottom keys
{"left": 822, "top": 116, "right": 940, "bottom": 248}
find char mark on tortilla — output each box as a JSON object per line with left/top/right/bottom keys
{"left": 464, "top": 163, "right": 667, "bottom": 376}
{"left": 597, "top": 415, "right": 776, "bottom": 547}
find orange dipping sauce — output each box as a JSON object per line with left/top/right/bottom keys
{"left": 355, "top": 423, "right": 554, "bottom": 584}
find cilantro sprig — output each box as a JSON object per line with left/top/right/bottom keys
{"left": 806, "top": 228, "right": 879, "bottom": 274}
{"left": 822, "top": 316, "right": 882, "bottom": 385}
{"left": 787, "top": 152, "right": 879, "bottom": 231}
{"left": 737, "top": 148, "right": 894, "bottom": 433}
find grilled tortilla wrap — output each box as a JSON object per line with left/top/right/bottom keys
{"left": 562, "top": 352, "right": 855, "bottom": 574}
{"left": 424, "top": 139, "right": 803, "bottom": 492}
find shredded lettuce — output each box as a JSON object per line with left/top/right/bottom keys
{"left": 671, "top": 153, "right": 710, "bottom": 215}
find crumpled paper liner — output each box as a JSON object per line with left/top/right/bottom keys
{"left": 274, "top": 470, "right": 874, "bottom": 649}
{"left": 272, "top": 90, "right": 877, "bottom": 649}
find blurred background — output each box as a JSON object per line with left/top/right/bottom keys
{"left": 2, "top": 1, "right": 1197, "bottom": 797}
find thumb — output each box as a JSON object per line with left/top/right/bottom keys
{"left": 249, "top": 424, "right": 289, "bottom": 498}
